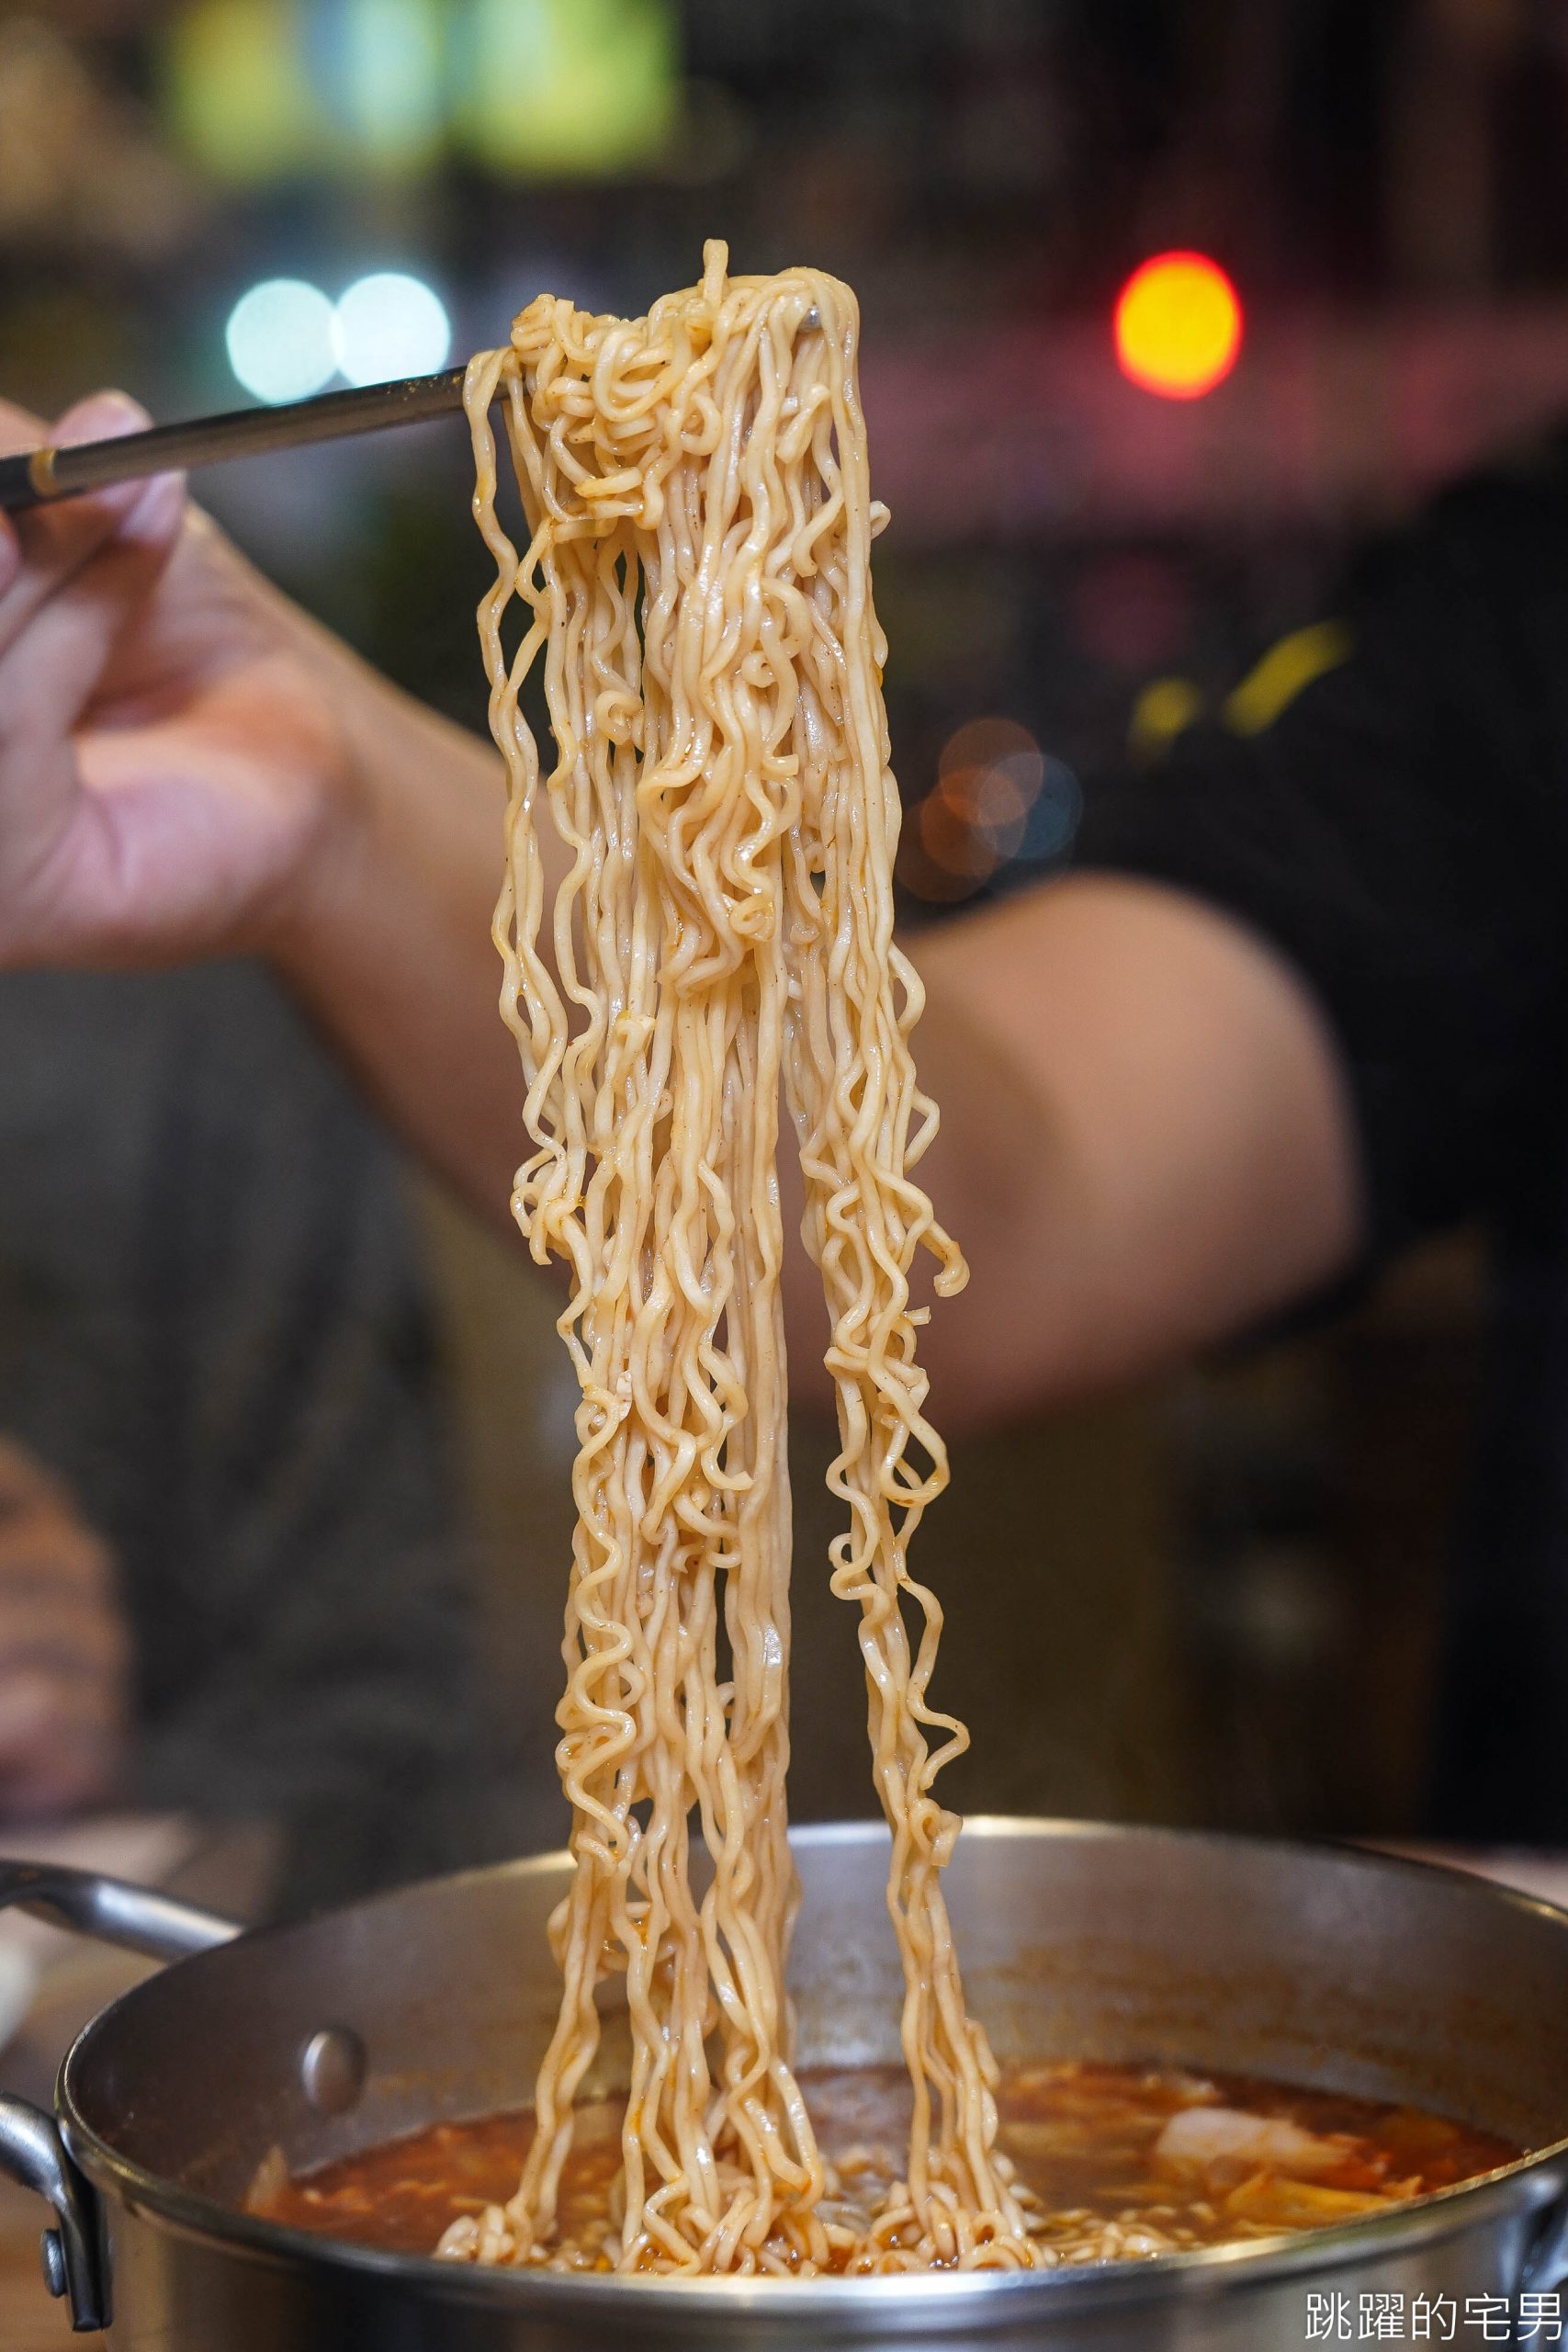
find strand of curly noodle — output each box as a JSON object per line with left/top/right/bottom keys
{"left": 442, "top": 242, "right": 1043, "bottom": 2277}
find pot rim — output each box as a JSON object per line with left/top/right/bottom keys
{"left": 52, "top": 1819, "right": 1568, "bottom": 2316}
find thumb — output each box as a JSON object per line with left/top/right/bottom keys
{"left": 0, "top": 390, "right": 181, "bottom": 666}
{"left": 0, "top": 389, "right": 125, "bottom": 595}
{"left": 49, "top": 389, "right": 186, "bottom": 573}
{"left": 51, "top": 387, "right": 151, "bottom": 446}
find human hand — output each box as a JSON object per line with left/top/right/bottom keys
{"left": 0, "top": 1439, "right": 130, "bottom": 1820}
{"left": 0, "top": 389, "right": 536, "bottom": 1235}
{"left": 0, "top": 390, "right": 360, "bottom": 970}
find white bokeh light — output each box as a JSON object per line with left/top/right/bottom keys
{"left": 224, "top": 279, "right": 338, "bottom": 405}
{"left": 333, "top": 272, "right": 451, "bottom": 387}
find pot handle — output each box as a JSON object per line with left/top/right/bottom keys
{"left": 0, "top": 1865, "right": 239, "bottom": 2332}
{"left": 0, "top": 2095, "right": 107, "bottom": 2331}
{"left": 0, "top": 1857, "right": 240, "bottom": 1961}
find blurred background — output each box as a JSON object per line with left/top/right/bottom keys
{"left": 1, "top": 0, "right": 1559, "bottom": 1860}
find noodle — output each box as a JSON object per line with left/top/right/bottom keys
{"left": 443, "top": 242, "right": 1042, "bottom": 2276}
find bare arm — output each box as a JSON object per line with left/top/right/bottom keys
{"left": 887, "top": 873, "right": 1366, "bottom": 1430}
{"left": 265, "top": 634, "right": 524, "bottom": 1217}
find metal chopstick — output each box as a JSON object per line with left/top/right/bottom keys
{"left": 0, "top": 298, "right": 825, "bottom": 514}
{"left": 0, "top": 365, "right": 473, "bottom": 514}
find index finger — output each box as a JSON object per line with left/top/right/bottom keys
{"left": 0, "top": 391, "right": 171, "bottom": 655}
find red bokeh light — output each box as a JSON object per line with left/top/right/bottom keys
{"left": 1113, "top": 252, "right": 1243, "bottom": 401}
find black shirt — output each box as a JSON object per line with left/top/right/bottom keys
{"left": 0, "top": 959, "right": 505, "bottom": 1913}
{"left": 1074, "top": 430, "right": 1568, "bottom": 1838}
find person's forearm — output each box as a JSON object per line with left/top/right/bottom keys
{"left": 886, "top": 875, "right": 1367, "bottom": 1431}
{"left": 265, "top": 625, "right": 525, "bottom": 1230}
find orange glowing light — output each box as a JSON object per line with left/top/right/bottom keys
{"left": 897, "top": 717, "right": 1048, "bottom": 903}
{"left": 1113, "top": 252, "right": 1243, "bottom": 400}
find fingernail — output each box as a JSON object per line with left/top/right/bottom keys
{"left": 134, "top": 467, "right": 186, "bottom": 530}
{"left": 0, "top": 517, "right": 18, "bottom": 594}
{"left": 53, "top": 390, "right": 152, "bottom": 448}
{"left": 113, "top": 464, "right": 186, "bottom": 551}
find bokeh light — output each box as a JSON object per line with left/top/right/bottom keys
{"left": 1113, "top": 252, "right": 1243, "bottom": 400}
{"left": 168, "top": 0, "right": 321, "bottom": 184}
{"left": 898, "top": 718, "right": 1078, "bottom": 904}
{"left": 457, "top": 0, "right": 678, "bottom": 179}
{"left": 224, "top": 277, "right": 337, "bottom": 404}
{"left": 327, "top": 0, "right": 445, "bottom": 170}
{"left": 1017, "top": 758, "right": 1084, "bottom": 863}
{"left": 1128, "top": 675, "right": 1204, "bottom": 765}
{"left": 333, "top": 270, "right": 451, "bottom": 385}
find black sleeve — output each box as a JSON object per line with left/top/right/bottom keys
{"left": 123, "top": 966, "right": 513, "bottom": 1917}
{"left": 1073, "top": 439, "right": 1568, "bottom": 1269}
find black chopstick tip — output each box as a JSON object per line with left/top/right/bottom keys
{"left": 0, "top": 363, "right": 489, "bottom": 513}
{"left": 0, "top": 449, "right": 50, "bottom": 514}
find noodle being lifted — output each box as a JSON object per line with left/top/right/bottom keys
{"left": 448, "top": 242, "right": 1040, "bottom": 2275}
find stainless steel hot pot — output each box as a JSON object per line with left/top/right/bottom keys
{"left": 3, "top": 1818, "right": 1568, "bottom": 2348}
